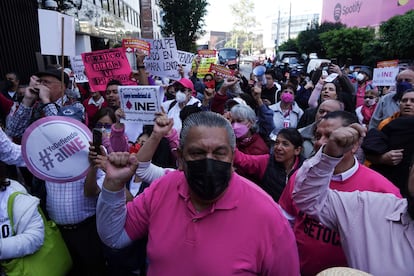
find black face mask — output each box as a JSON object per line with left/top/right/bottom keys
{"left": 184, "top": 158, "right": 232, "bottom": 201}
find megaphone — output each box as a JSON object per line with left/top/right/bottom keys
{"left": 253, "top": 65, "right": 267, "bottom": 86}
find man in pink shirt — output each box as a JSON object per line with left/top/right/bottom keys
{"left": 293, "top": 121, "right": 414, "bottom": 275}
{"left": 96, "top": 111, "right": 299, "bottom": 275}
{"left": 279, "top": 111, "right": 401, "bottom": 275}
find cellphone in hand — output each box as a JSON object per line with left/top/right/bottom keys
{"left": 92, "top": 128, "right": 103, "bottom": 155}
{"left": 331, "top": 58, "right": 337, "bottom": 65}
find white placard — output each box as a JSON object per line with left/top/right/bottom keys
{"left": 70, "top": 55, "right": 88, "bottom": 83}
{"left": 176, "top": 50, "right": 195, "bottom": 77}
{"left": 38, "top": 9, "right": 76, "bottom": 57}
{"left": 372, "top": 67, "right": 400, "bottom": 86}
{"left": 144, "top": 37, "right": 180, "bottom": 80}
{"left": 119, "top": 86, "right": 164, "bottom": 124}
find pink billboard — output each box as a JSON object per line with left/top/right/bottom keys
{"left": 322, "top": 0, "right": 414, "bottom": 27}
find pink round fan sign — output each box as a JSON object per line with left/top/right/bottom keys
{"left": 22, "top": 116, "right": 92, "bottom": 183}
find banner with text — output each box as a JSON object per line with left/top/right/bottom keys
{"left": 197, "top": 50, "right": 217, "bottom": 78}
{"left": 372, "top": 67, "right": 400, "bottom": 86}
{"left": 144, "top": 37, "right": 180, "bottom": 80}
{"left": 209, "top": 64, "right": 234, "bottom": 78}
{"left": 176, "top": 50, "right": 196, "bottom": 78}
{"left": 81, "top": 48, "right": 135, "bottom": 92}
{"left": 70, "top": 55, "right": 88, "bottom": 83}
{"left": 119, "top": 85, "right": 164, "bottom": 124}
{"left": 122, "top": 38, "right": 151, "bottom": 71}
{"left": 21, "top": 116, "right": 91, "bottom": 183}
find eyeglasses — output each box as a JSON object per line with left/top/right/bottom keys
{"left": 39, "top": 79, "right": 61, "bottom": 85}
{"left": 364, "top": 96, "right": 375, "bottom": 99}
{"left": 95, "top": 123, "right": 112, "bottom": 129}
{"left": 204, "top": 78, "right": 213, "bottom": 81}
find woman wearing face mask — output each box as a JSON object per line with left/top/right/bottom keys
{"left": 161, "top": 78, "right": 201, "bottom": 133}
{"left": 230, "top": 104, "right": 269, "bottom": 155}
{"left": 355, "top": 89, "right": 379, "bottom": 125}
{"left": 91, "top": 107, "right": 129, "bottom": 153}
{"left": 268, "top": 83, "right": 304, "bottom": 141}
{"left": 233, "top": 128, "right": 304, "bottom": 202}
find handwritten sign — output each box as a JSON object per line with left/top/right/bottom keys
{"left": 197, "top": 49, "right": 217, "bottom": 78}
{"left": 119, "top": 86, "right": 164, "bottom": 124}
{"left": 70, "top": 55, "right": 88, "bottom": 83}
{"left": 21, "top": 117, "right": 91, "bottom": 183}
{"left": 209, "top": 64, "right": 234, "bottom": 78}
{"left": 122, "top": 38, "right": 151, "bottom": 71}
{"left": 144, "top": 37, "right": 180, "bottom": 80}
{"left": 372, "top": 67, "right": 400, "bottom": 86}
{"left": 81, "top": 48, "right": 135, "bottom": 92}
{"left": 176, "top": 50, "right": 195, "bottom": 78}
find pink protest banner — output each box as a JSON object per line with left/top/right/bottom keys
{"left": 21, "top": 116, "right": 92, "bottom": 183}
{"left": 122, "top": 38, "right": 151, "bottom": 56}
{"left": 209, "top": 64, "right": 234, "bottom": 78}
{"left": 81, "top": 48, "right": 135, "bottom": 92}
{"left": 322, "top": 0, "right": 414, "bottom": 27}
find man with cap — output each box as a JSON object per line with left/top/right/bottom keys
{"left": 6, "top": 67, "right": 85, "bottom": 139}
{"left": 161, "top": 78, "right": 201, "bottom": 133}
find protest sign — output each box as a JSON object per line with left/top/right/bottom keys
{"left": 372, "top": 67, "right": 400, "bottom": 86}
{"left": 197, "top": 50, "right": 217, "bottom": 78}
{"left": 209, "top": 64, "right": 234, "bottom": 78}
{"left": 70, "top": 55, "right": 88, "bottom": 83}
{"left": 144, "top": 37, "right": 180, "bottom": 80}
{"left": 122, "top": 38, "right": 151, "bottom": 71}
{"left": 21, "top": 116, "right": 91, "bottom": 183}
{"left": 81, "top": 48, "right": 135, "bottom": 92}
{"left": 377, "top": 60, "right": 399, "bottom": 68}
{"left": 119, "top": 85, "right": 164, "bottom": 124}
{"left": 38, "top": 9, "right": 75, "bottom": 57}
{"left": 177, "top": 50, "right": 195, "bottom": 77}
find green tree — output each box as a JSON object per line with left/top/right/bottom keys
{"left": 279, "top": 38, "right": 299, "bottom": 52}
{"left": 296, "top": 21, "right": 345, "bottom": 57}
{"left": 320, "top": 27, "right": 375, "bottom": 64}
{"left": 225, "top": 0, "right": 258, "bottom": 54}
{"left": 361, "top": 40, "right": 389, "bottom": 67}
{"left": 159, "top": 0, "right": 208, "bottom": 51}
{"left": 380, "top": 10, "right": 414, "bottom": 59}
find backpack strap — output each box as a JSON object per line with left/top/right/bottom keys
{"left": 7, "top": 191, "right": 24, "bottom": 236}
{"left": 168, "top": 100, "right": 177, "bottom": 112}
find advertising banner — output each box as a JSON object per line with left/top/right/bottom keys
{"left": 322, "top": 0, "right": 414, "bottom": 27}
{"left": 21, "top": 117, "right": 91, "bottom": 183}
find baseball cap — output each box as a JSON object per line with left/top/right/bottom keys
{"left": 35, "top": 68, "right": 69, "bottom": 87}
{"left": 175, "top": 78, "right": 195, "bottom": 93}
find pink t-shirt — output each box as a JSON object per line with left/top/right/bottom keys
{"left": 125, "top": 171, "right": 300, "bottom": 275}
{"left": 279, "top": 163, "right": 401, "bottom": 276}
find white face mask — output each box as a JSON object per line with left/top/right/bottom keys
{"left": 366, "top": 98, "right": 376, "bottom": 106}
{"left": 175, "top": 91, "right": 187, "bottom": 103}
{"left": 356, "top": 73, "right": 365, "bottom": 82}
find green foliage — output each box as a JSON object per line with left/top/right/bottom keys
{"left": 279, "top": 38, "right": 299, "bottom": 52}
{"left": 320, "top": 27, "right": 375, "bottom": 64}
{"left": 226, "top": 0, "right": 258, "bottom": 54}
{"left": 159, "top": 0, "right": 208, "bottom": 51}
{"left": 296, "top": 21, "right": 345, "bottom": 57}
{"left": 380, "top": 10, "right": 414, "bottom": 59}
{"left": 361, "top": 40, "right": 389, "bottom": 67}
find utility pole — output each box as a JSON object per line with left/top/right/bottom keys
{"left": 288, "top": 1, "right": 291, "bottom": 40}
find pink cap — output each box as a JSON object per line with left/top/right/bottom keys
{"left": 175, "top": 78, "right": 195, "bottom": 92}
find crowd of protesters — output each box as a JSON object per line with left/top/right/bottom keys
{"left": 1, "top": 48, "right": 414, "bottom": 276}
